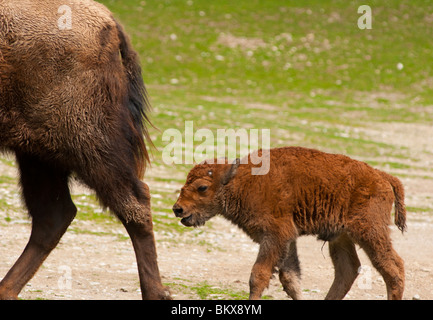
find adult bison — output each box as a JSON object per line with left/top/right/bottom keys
{"left": 0, "top": 0, "right": 169, "bottom": 299}
{"left": 173, "top": 147, "right": 406, "bottom": 300}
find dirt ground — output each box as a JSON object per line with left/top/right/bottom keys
{"left": 0, "top": 121, "right": 433, "bottom": 300}
{"left": 1, "top": 197, "right": 432, "bottom": 301}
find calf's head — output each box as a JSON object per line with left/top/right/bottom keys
{"left": 173, "top": 158, "right": 240, "bottom": 227}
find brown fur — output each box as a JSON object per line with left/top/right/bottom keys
{"left": 0, "top": 0, "right": 168, "bottom": 299}
{"left": 173, "top": 147, "right": 407, "bottom": 300}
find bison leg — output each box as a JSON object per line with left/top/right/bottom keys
{"left": 78, "top": 165, "right": 169, "bottom": 300}
{"left": 325, "top": 233, "right": 361, "bottom": 300}
{"left": 278, "top": 240, "right": 302, "bottom": 300}
{"left": 117, "top": 184, "right": 170, "bottom": 300}
{"left": 121, "top": 214, "right": 169, "bottom": 300}
{"left": 0, "top": 154, "right": 76, "bottom": 300}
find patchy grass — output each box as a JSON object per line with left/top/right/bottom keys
{"left": 165, "top": 279, "right": 253, "bottom": 300}
{"left": 96, "top": 0, "right": 433, "bottom": 178}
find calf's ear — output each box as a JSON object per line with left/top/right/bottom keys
{"left": 221, "top": 158, "right": 240, "bottom": 185}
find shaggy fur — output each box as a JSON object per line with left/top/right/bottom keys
{"left": 173, "top": 147, "right": 407, "bottom": 300}
{"left": 0, "top": 0, "right": 168, "bottom": 299}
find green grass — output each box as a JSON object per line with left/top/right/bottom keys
{"left": 97, "top": 0, "right": 433, "bottom": 168}
{"left": 406, "top": 206, "right": 432, "bottom": 213}
{"left": 165, "top": 279, "right": 262, "bottom": 300}
{"left": 71, "top": 194, "right": 116, "bottom": 223}
{"left": 108, "top": 0, "right": 433, "bottom": 98}
{"left": 190, "top": 281, "right": 249, "bottom": 300}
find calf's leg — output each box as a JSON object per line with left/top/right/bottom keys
{"left": 325, "top": 233, "right": 361, "bottom": 300}
{"left": 350, "top": 194, "right": 405, "bottom": 300}
{"left": 358, "top": 232, "right": 404, "bottom": 300}
{"left": 0, "top": 154, "right": 76, "bottom": 299}
{"left": 278, "top": 240, "right": 302, "bottom": 300}
{"left": 249, "top": 237, "right": 287, "bottom": 300}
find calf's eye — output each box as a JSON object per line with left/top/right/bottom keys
{"left": 197, "top": 185, "right": 208, "bottom": 192}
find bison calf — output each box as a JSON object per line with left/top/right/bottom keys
{"left": 173, "top": 147, "right": 406, "bottom": 300}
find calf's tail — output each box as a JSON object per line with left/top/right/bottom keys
{"left": 377, "top": 170, "right": 407, "bottom": 232}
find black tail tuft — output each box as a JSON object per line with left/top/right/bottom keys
{"left": 116, "top": 20, "right": 154, "bottom": 179}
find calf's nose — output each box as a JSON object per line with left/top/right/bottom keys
{"left": 172, "top": 204, "right": 184, "bottom": 217}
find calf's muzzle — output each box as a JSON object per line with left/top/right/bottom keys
{"left": 172, "top": 203, "right": 184, "bottom": 217}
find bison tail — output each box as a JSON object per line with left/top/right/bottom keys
{"left": 116, "top": 20, "right": 154, "bottom": 179}
{"left": 378, "top": 170, "right": 407, "bottom": 233}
